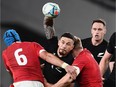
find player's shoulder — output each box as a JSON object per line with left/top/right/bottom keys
{"left": 82, "top": 49, "right": 94, "bottom": 59}
{"left": 22, "top": 41, "right": 38, "bottom": 44}
{"left": 21, "top": 42, "right": 42, "bottom": 47}
{"left": 2, "top": 49, "right": 6, "bottom": 54}
{"left": 112, "top": 32, "right": 116, "bottom": 37}
{"left": 102, "top": 39, "right": 108, "bottom": 44}
{"left": 2, "top": 45, "right": 12, "bottom": 53}
{"left": 110, "top": 32, "right": 116, "bottom": 41}
{"left": 81, "top": 37, "right": 91, "bottom": 44}
{"left": 82, "top": 37, "right": 91, "bottom": 41}
{"left": 47, "top": 36, "right": 58, "bottom": 45}
{"left": 48, "top": 36, "right": 58, "bottom": 40}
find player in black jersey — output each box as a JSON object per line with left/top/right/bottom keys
{"left": 99, "top": 32, "right": 115, "bottom": 87}
{"left": 42, "top": 17, "right": 76, "bottom": 85}
{"left": 82, "top": 19, "right": 107, "bottom": 64}
{"left": 81, "top": 19, "right": 110, "bottom": 80}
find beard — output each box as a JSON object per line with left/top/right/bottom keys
{"left": 59, "top": 49, "right": 67, "bottom": 56}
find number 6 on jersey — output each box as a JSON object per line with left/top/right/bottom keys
{"left": 14, "top": 48, "right": 27, "bottom": 65}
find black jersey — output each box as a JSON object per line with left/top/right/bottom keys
{"left": 43, "top": 36, "right": 74, "bottom": 84}
{"left": 107, "top": 32, "right": 115, "bottom": 60}
{"left": 105, "top": 32, "right": 116, "bottom": 87}
{"left": 82, "top": 38, "right": 108, "bottom": 64}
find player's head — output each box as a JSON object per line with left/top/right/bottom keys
{"left": 91, "top": 19, "right": 107, "bottom": 41}
{"left": 72, "top": 36, "right": 83, "bottom": 57}
{"left": 58, "top": 32, "right": 76, "bottom": 57}
{"left": 3, "top": 29, "right": 21, "bottom": 46}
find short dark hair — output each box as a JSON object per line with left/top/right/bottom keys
{"left": 60, "top": 32, "right": 76, "bottom": 45}
{"left": 92, "top": 19, "right": 106, "bottom": 26}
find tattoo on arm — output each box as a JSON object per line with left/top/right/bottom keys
{"left": 43, "top": 17, "right": 56, "bottom": 39}
{"left": 44, "top": 24, "right": 55, "bottom": 39}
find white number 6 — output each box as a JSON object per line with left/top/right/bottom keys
{"left": 14, "top": 48, "right": 27, "bottom": 65}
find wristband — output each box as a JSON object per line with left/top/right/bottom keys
{"left": 61, "top": 62, "right": 69, "bottom": 69}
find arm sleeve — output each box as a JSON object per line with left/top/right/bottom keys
{"left": 32, "top": 42, "right": 45, "bottom": 57}
{"left": 107, "top": 32, "right": 115, "bottom": 61}
{"left": 107, "top": 33, "right": 115, "bottom": 54}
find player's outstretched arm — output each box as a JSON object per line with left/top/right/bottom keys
{"left": 39, "top": 50, "right": 77, "bottom": 76}
{"left": 52, "top": 66, "right": 80, "bottom": 87}
{"left": 43, "top": 16, "right": 55, "bottom": 39}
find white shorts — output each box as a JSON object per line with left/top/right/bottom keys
{"left": 13, "top": 81, "right": 44, "bottom": 87}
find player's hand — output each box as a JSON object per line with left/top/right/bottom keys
{"left": 44, "top": 16, "right": 53, "bottom": 27}
{"left": 44, "top": 78, "right": 53, "bottom": 87}
{"left": 100, "top": 77, "right": 105, "bottom": 85}
{"left": 65, "top": 65, "right": 77, "bottom": 80}
{"left": 41, "top": 63, "right": 45, "bottom": 68}
{"left": 102, "top": 77, "right": 105, "bottom": 81}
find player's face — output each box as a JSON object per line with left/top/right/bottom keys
{"left": 91, "top": 22, "right": 106, "bottom": 41}
{"left": 58, "top": 37, "right": 74, "bottom": 56}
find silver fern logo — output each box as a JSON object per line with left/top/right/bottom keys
{"left": 97, "top": 53, "right": 104, "bottom": 57}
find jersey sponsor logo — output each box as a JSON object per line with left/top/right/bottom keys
{"left": 55, "top": 67, "right": 62, "bottom": 73}
{"left": 97, "top": 53, "right": 104, "bottom": 57}
{"left": 51, "top": 65, "right": 62, "bottom": 73}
